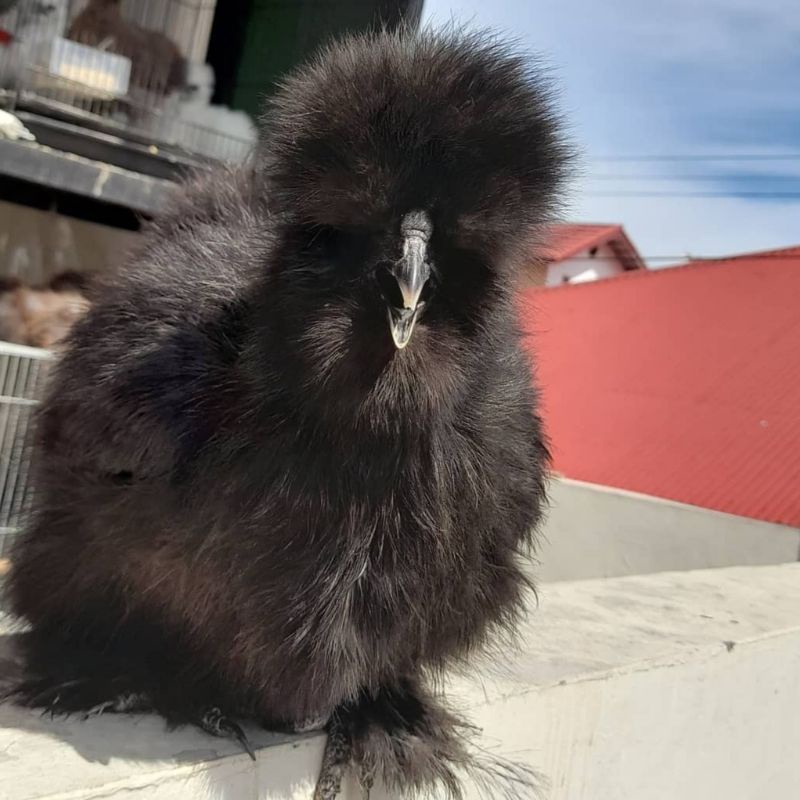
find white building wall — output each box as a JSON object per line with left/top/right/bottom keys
{"left": 546, "top": 242, "right": 626, "bottom": 286}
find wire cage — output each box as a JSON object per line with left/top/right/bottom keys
{"left": 0, "top": 341, "right": 52, "bottom": 559}
{"left": 0, "top": 0, "right": 255, "bottom": 164}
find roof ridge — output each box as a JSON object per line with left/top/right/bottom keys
{"left": 683, "top": 243, "right": 800, "bottom": 264}
{"left": 542, "top": 223, "right": 626, "bottom": 263}
{"left": 555, "top": 222, "right": 621, "bottom": 229}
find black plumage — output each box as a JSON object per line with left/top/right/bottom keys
{"left": 6, "top": 28, "right": 568, "bottom": 798}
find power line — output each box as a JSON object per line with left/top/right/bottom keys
{"left": 584, "top": 190, "right": 800, "bottom": 198}
{"left": 538, "top": 254, "right": 799, "bottom": 263}
{"left": 587, "top": 174, "right": 800, "bottom": 182}
{"left": 592, "top": 154, "right": 800, "bottom": 162}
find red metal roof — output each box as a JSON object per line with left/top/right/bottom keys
{"left": 520, "top": 245, "right": 800, "bottom": 526}
{"left": 542, "top": 224, "right": 646, "bottom": 271}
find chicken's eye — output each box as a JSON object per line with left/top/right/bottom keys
{"left": 302, "top": 226, "right": 371, "bottom": 272}
{"left": 303, "top": 226, "right": 343, "bottom": 259}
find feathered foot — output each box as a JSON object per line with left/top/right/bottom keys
{"left": 6, "top": 661, "right": 152, "bottom": 720}
{"left": 196, "top": 706, "right": 255, "bottom": 760}
{"left": 5, "top": 665, "right": 150, "bottom": 719}
{"left": 314, "top": 715, "right": 352, "bottom": 800}
{"left": 5, "top": 630, "right": 257, "bottom": 761}
{"left": 320, "top": 675, "right": 542, "bottom": 800}
{"left": 3, "top": 629, "right": 150, "bottom": 714}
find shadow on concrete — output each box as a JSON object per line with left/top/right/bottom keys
{"left": 0, "top": 631, "right": 325, "bottom": 799}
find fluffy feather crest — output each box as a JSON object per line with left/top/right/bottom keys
{"left": 261, "top": 28, "right": 570, "bottom": 266}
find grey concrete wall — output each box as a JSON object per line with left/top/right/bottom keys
{"left": 536, "top": 478, "right": 800, "bottom": 583}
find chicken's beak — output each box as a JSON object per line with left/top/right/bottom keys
{"left": 386, "top": 214, "right": 432, "bottom": 350}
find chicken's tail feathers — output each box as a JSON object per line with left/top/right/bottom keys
{"left": 321, "top": 677, "right": 545, "bottom": 799}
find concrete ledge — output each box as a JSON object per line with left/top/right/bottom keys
{"left": 537, "top": 478, "right": 800, "bottom": 582}
{"left": 2, "top": 564, "right": 799, "bottom": 799}
{"left": 450, "top": 563, "right": 800, "bottom": 800}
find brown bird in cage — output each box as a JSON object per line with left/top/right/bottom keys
{"left": 0, "top": 274, "right": 90, "bottom": 350}
{"left": 67, "top": 0, "right": 187, "bottom": 103}
{"left": 6, "top": 29, "right": 569, "bottom": 798}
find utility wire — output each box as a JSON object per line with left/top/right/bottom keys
{"left": 584, "top": 190, "right": 800, "bottom": 198}
{"left": 587, "top": 174, "right": 800, "bottom": 182}
{"left": 591, "top": 154, "right": 800, "bottom": 162}
{"left": 537, "top": 254, "right": 799, "bottom": 263}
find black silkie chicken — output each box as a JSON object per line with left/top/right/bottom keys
{"left": 7, "top": 29, "right": 568, "bottom": 799}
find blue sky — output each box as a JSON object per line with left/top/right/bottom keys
{"left": 423, "top": 0, "right": 800, "bottom": 263}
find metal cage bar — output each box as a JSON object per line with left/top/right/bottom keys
{"left": 0, "top": 0, "right": 253, "bottom": 164}
{"left": 0, "top": 341, "right": 52, "bottom": 558}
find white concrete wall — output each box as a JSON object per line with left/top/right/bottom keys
{"left": 536, "top": 478, "right": 800, "bottom": 582}
{"left": 449, "top": 564, "right": 800, "bottom": 800}
{"left": 545, "top": 243, "right": 624, "bottom": 286}
{"left": 2, "top": 564, "right": 799, "bottom": 800}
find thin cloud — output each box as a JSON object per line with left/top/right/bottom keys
{"left": 423, "top": 0, "right": 800, "bottom": 258}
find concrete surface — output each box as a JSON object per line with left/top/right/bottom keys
{"left": 537, "top": 478, "right": 800, "bottom": 582}
{"left": 449, "top": 563, "right": 800, "bottom": 799}
{"left": 1, "top": 563, "right": 798, "bottom": 799}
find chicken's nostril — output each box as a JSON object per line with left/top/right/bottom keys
{"left": 376, "top": 265, "right": 406, "bottom": 309}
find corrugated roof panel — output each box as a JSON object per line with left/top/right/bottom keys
{"left": 520, "top": 247, "right": 800, "bottom": 526}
